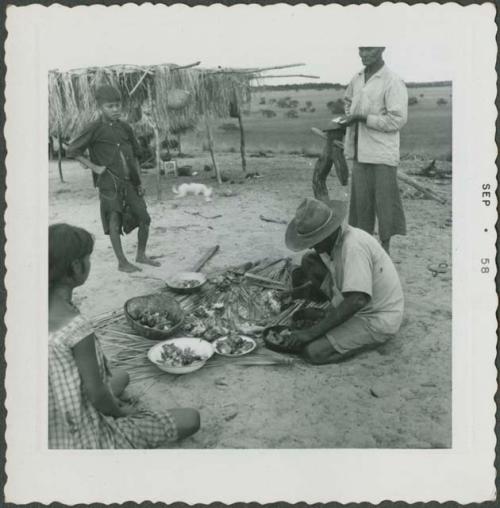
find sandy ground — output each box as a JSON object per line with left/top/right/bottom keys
{"left": 49, "top": 153, "right": 452, "bottom": 448}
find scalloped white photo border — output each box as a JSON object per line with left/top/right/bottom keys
{"left": 4, "top": 3, "right": 497, "bottom": 504}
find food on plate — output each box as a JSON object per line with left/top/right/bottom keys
{"left": 159, "top": 343, "right": 208, "bottom": 366}
{"left": 183, "top": 313, "right": 227, "bottom": 342}
{"left": 265, "top": 328, "right": 292, "bottom": 346}
{"left": 291, "top": 308, "right": 325, "bottom": 329}
{"left": 292, "top": 318, "right": 316, "bottom": 330}
{"left": 216, "top": 334, "right": 254, "bottom": 355}
{"left": 177, "top": 279, "right": 200, "bottom": 288}
{"left": 129, "top": 309, "right": 177, "bottom": 331}
{"left": 203, "top": 323, "right": 228, "bottom": 342}
{"left": 185, "top": 321, "right": 208, "bottom": 336}
{"left": 262, "top": 290, "right": 281, "bottom": 314}
{"left": 193, "top": 305, "right": 215, "bottom": 319}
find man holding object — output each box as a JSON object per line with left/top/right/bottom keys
{"left": 340, "top": 47, "right": 408, "bottom": 254}
{"left": 280, "top": 198, "right": 404, "bottom": 365}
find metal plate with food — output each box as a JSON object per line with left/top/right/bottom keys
{"left": 213, "top": 334, "right": 257, "bottom": 357}
{"left": 147, "top": 337, "right": 214, "bottom": 374}
{"left": 166, "top": 272, "right": 207, "bottom": 294}
{"left": 262, "top": 325, "right": 296, "bottom": 353}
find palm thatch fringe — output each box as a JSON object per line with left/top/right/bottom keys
{"left": 49, "top": 63, "right": 255, "bottom": 140}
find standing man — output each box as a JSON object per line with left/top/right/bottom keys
{"left": 67, "top": 85, "right": 160, "bottom": 273}
{"left": 341, "top": 47, "right": 408, "bottom": 254}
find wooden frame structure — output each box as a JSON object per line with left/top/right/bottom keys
{"left": 49, "top": 62, "right": 318, "bottom": 197}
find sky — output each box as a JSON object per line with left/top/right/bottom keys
{"left": 16, "top": 3, "right": 492, "bottom": 84}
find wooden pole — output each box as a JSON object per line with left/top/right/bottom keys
{"left": 68, "top": 61, "right": 201, "bottom": 76}
{"left": 191, "top": 245, "right": 220, "bottom": 272}
{"left": 397, "top": 172, "right": 447, "bottom": 204}
{"left": 237, "top": 111, "right": 247, "bottom": 173}
{"left": 233, "top": 89, "right": 247, "bottom": 173}
{"left": 210, "top": 63, "right": 305, "bottom": 75}
{"left": 153, "top": 126, "right": 161, "bottom": 200}
{"left": 249, "top": 74, "right": 320, "bottom": 80}
{"left": 204, "top": 115, "right": 222, "bottom": 184}
{"left": 147, "top": 82, "right": 162, "bottom": 201}
{"left": 177, "top": 134, "right": 182, "bottom": 156}
{"left": 57, "top": 127, "right": 64, "bottom": 183}
{"left": 170, "top": 61, "right": 201, "bottom": 72}
{"left": 163, "top": 135, "right": 171, "bottom": 160}
{"left": 198, "top": 81, "right": 221, "bottom": 183}
{"left": 129, "top": 68, "right": 151, "bottom": 97}
{"left": 48, "top": 136, "right": 54, "bottom": 160}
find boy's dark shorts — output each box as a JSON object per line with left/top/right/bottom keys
{"left": 99, "top": 180, "right": 150, "bottom": 235}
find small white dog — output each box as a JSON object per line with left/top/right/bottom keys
{"left": 172, "top": 183, "right": 213, "bottom": 202}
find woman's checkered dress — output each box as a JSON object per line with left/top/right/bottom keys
{"left": 49, "top": 314, "right": 178, "bottom": 448}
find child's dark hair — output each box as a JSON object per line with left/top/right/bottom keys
{"left": 49, "top": 224, "right": 94, "bottom": 291}
{"left": 95, "top": 85, "right": 122, "bottom": 105}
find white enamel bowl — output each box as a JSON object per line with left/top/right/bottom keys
{"left": 148, "top": 337, "right": 214, "bottom": 374}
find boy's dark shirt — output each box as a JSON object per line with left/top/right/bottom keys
{"left": 66, "top": 117, "right": 142, "bottom": 190}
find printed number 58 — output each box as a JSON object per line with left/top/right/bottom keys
{"left": 481, "top": 258, "right": 489, "bottom": 273}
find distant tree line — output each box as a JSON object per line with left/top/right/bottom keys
{"left": 406, "top": 81, "right": 452, "bottom": 88}
{"left": 252, "top": 82, "right": 346, "bottom": 92}
{"left": 251, "top": 80, "right": 451, "bottom": 92}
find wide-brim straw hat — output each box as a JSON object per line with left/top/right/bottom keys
{"left": 285, "top": 198, "right": 347, "bottom": 251}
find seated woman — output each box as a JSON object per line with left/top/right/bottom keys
{"left": 48, "top": 223, "right": 200, "bottom": 448}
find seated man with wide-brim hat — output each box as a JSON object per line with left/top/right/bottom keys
{"left": 283, "top": 198, "right": 404, "bottom": 364}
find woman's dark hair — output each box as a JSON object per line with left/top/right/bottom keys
{"left": 49, "top": 224, "right": 94, "bottom": 291}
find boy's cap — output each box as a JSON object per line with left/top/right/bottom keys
{"left": 95, "top": 85, "right": 121, "bottom": 104}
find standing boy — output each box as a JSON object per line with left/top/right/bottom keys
{"left": 341, "top": 47, "right": 408, "bottom": 254}
{"left": 67, "top": 85, "right": 160, "bottom": 273}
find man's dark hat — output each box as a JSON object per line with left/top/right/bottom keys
{"left": 95, "top": 85, "right": 122, "bottom": 104}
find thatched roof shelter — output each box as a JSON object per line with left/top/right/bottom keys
{"left": 48, "top": 62, "right": 254, "bottom": 139}
{"left": 49, "top": 61, "right": 312, "bottom": 191}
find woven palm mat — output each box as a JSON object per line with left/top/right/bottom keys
{"left": 92, "top": 257, "right": 322, "bottom": 384}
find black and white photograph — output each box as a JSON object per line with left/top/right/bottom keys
{"left": 4, "top": 2, "right": 497, "bottom": 504}
{"left": 47, "top": 43, "right": 454, "bottom": 450}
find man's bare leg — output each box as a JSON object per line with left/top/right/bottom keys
{"left": 109, "top": 212, "right": 141, "bottom": 273}
{"left": 136, "top": 222, "right": 161, "bottom": 267}
{"left": 301, "top": 337, "right": 343, "bottom": 364}
{"left": 302, "top": 337, "right": 380, "bottom": 365}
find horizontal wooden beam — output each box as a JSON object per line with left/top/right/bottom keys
{"left": 170, "top": 61, "right": 201, "bottom": 72}
{"left": 252, "top": 74, "right": 320, "bottom": 79}
{"left": 53, "top": 61, "right": 201, "bottom": 77}
{"left": 210, "top": 63, "right": 305, "bottom": 75}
